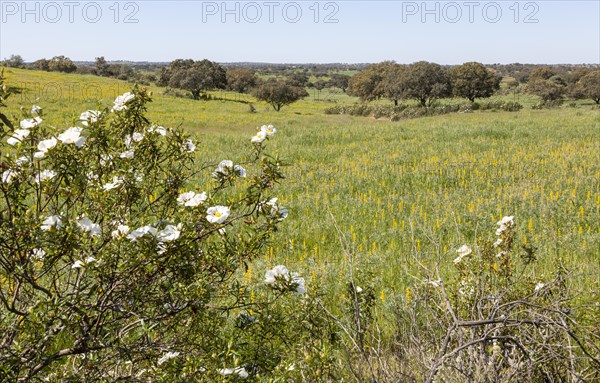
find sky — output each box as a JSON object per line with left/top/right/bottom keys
{"left": 1, "top": 0, "right": 599, "bottom": 64}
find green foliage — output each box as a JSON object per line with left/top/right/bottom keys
{"left": 401, "top": 61, "right": 452, "bottom": 107}
{"left": 528, "top": 78, "right": 566, "bottom": 103}
{"left": 47, "top": 55, "right": 78, "bottom": 73}
{"left": 1, "top": 55, "right": 25, "bottom": 69}
{"left": 226, "top": 68, "right": 258, "bottom": 94}
{"left": 347, "top": 61, "right": 409, "bottom": 104}
{"left": 158, "top": 59, "right": 227, "bottom": 100}
{"left": 573, "top": 70, "right": 600, "bottom": 104}
{"left": 450, "top": 62, "right": 502, "bottom": 102}
{"left": 327, "top": 74, "right": 350, "bottom": 93}
{"left": 251, "top": 80, "right": 309, "bottom": 111}
{"left": 285, "top": 72, "right": 310, "bottom": 88}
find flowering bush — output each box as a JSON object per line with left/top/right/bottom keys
{"left": 0, "top": 80, "right": 334, "bottom": 381}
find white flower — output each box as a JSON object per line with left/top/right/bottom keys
{"left": 103, "top": 176, "right": 123, "bottom": 191}
{"left": 206, "top": 205, "right": 230, "bottom": 224}
{"left": 147, "top": 125, "right": 167, "bottom": 136}
{"left": 454, "top": 245, "right": 472, "bottom": 264}
{"left": 251, "top": 130, "right": 266, "bottom": 143}
{"left": 79, "top": 110, "right": 101, "bottom": 126}
{"left": 157, "top": 351, "right": 180, "bottom": 366}
{"left": 156, "top": 224, "right": 181, "bottom": 242}
{"left": 495, "top": 224, "right": 507, "bottom": 236}
{"left": 112, "top": 92, "right": 135, "bottom": 112}
{"left": 31, "top": 105, "right": 42, "bottom": 115}
{"left": 534, "top": 282, "right": 545, "bottom": 292}
{"left": 77, "top": 217, "right": 101, "bottom": 237}
{"left": 212, "top": 160, "right": 246, "bottom": 178}
{"left": 35, "top": 169, "right": 56, "bottom": 183}
{"left": 291, "top": 274, "right": 306, "bottom": 294}
{"left": 34, "top": 137, "right": 58, "bottom": 158}
{"left": 72, "top": 257, "right": 95, "bottom": 269}
{"left": 30, "top": 248, "right": 46, "bottom": 260}
{"left": 265, "top": 265, "right": 289, "bottom": 284}
{"left": 497, "top": 216, "right": 514, "bottom": 226}
{"left": 7, "top": 129, "right": 30, "bottom": 145}
{"left": 218, "top": 367, "right": 248, "bottom": 378}
{"left": 177, "top": 191, "right": 195, "bottom": 204}
{"left": 493, "top": 238, "right": 502, "bottom": 248}
{"left": 234, "top": 165, "right": 247, "bottom": 177}
{"left": 356, "top": 286, "right": 363, "bottom": 293}
{"left": 58, "top": 127, "right": 86, "bottom": 147}
{"left": 495, "top": 216, "right": 514, "bottom": 235}
{"left": 72, "top": 260, "right": 85, "bottom": 269}
{"left": 177, "top": 191, "right": 207, "bottom": 207}
{"left": 120, "top": 149, "right": 135, "bottom": 159}
{"left": 181, "top": 139, "right": 195, "bottom": 152}
{"left": 124, "top": 133, "right": 143, "bottom": 147}
{"left": 265, "top": 266, "right": 306, "bottom": 295}
{"left": 20, "top": 117, "right": 42, "bottom": 129}
{"left": 213, "top": 160, "right": 233, "bottom": 177}
{"left": 126, "top": 225, "right": 157, "bottom": 241}
{"left": 260, "top": 124, "right": 276, "bottom": 137}
{"left": 41, "top": 215, "right": 62, "bottom": 231}
{"left": 187, "top": 193, "right": 207, "bottom": 207}
{"left": 111, "top": 224, "right": 130, "bottom": 238}
{"left": 265, "top": 198, "right": 288, "bottom": 220}
{"left": 16, "top": 157, "right": 29, "bottom": 166}
{"left": 1, "top": 169, "right": 17, "bottom": 183}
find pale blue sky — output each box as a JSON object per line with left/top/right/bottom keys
{"left": 1, "top": 1, "right": 599, "bottom": 64}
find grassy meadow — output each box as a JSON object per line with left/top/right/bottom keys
{"left": 3, "top": 67, "right": 599, "bottom": 320}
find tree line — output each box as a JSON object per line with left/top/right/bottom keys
{"left": 348, "top": 61, "right": 600, "bottom": 107}
{"left": 2, "top": 54, "right": 599, "bottom": 107}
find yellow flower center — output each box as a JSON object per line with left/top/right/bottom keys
{"left": 215, "top": 212, "right": 221, "bottom": 217}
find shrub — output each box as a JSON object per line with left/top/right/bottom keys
{"left": 331, "top": 216, "right": 600, "bottom": 382}
{"left": 0, "top": 79, "right": 334, "bottom": 381}
{"left": 502, "top": 101, "right": 523, "bottom": 112}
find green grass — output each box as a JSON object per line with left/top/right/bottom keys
{"left": 3, "top": 68, "right": 599, "bottom": 312}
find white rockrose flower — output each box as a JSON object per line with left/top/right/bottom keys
{"left": 112, "top": 92, "right": 135, "bottom": 112}
{"left": 453, "top": 245, "right": 472, "bottom": 264}
{"left": 206, "top": 205, "right": 230, "bottom": 224}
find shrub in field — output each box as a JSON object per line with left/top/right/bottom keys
{"left": 158, "top": 59, "right": 227, "bottom": 100}
{"left": 251, "top": 79, "right": 309, "bottom": 111}
{"left": 0, "top": 78, "right": 335, "bottom": 381}
{"left": 478, "top": 101, "right": 523, "bottom": 112}
{"left": 501, "top": 101, "right": 523, "bottom": 112}
{"left": 334, "top": 216, "right": 600, "bottom": 382}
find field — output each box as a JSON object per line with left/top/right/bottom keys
{"left": 2, "top": 67, "right": 599, "bottom": 378}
